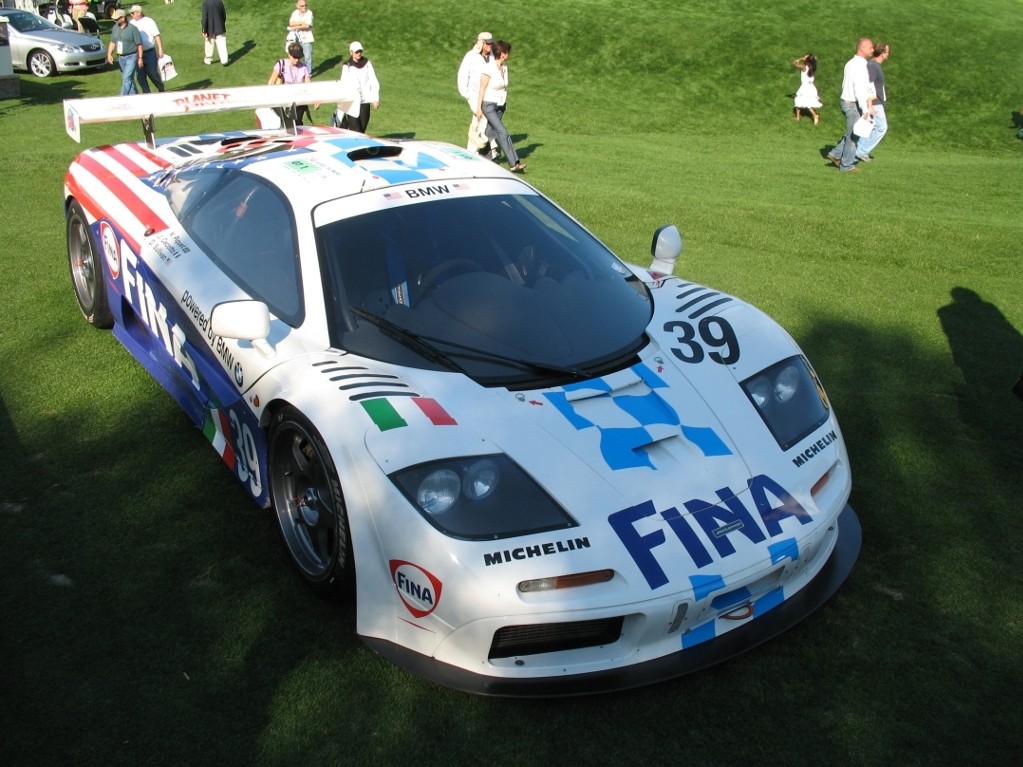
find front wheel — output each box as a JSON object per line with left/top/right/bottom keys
{"left": 67, "top": 200, "right": 113, "bottom": 328}
{"left": 28, "top": 50, "right": 56, "bottom": 78}
{"left": 269, "top": 407, "right": 353, "bottom": 598}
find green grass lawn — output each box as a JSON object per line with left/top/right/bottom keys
{"left": 1, "top": 1, "right": 1021, "bottom": 765}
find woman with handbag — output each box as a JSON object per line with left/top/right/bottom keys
{"left": 268, "top": 43, "right": 313, "bottom": 126}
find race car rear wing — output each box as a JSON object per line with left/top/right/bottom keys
{"left": 64, "top": 82, "right": 356, "bottom": 149}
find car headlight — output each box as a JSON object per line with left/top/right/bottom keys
{"left": 55, "top": 45, "right": 83, "bottom": 53}
{"left": 391, "top": 455, "right": 577, "bottom": 540}
{"left": 741, "top": 356, "right": 831, "bottom": 450}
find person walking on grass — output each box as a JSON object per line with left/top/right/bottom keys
{"left": 856, "top": 42, "right": 891, "bottom": 162}
{"left": 106, "top": 9, "right": 143, "bottom": 96}
{"left": 130, "top": 5, "right": 165, "bottom": 94}
{"left": 337, "top": 42, "right": 380, "bottom": 133}
{"left": 458, "top": 31, "right": 498, "bottom": 156}
{"left": 269, "top": 43, "right": 314, "bottom": 126}
{"left": 826, "top": 36, "right": 875, "bottom": 173}
{"left": 476, "top": 40, "right": 525, "bottom": 172}
{"left": 792, "top": 53, "right": 821, "bottom": 124}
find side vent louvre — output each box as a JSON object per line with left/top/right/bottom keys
{"left": 313, "top": 362, "right": 419, "bottom": 400}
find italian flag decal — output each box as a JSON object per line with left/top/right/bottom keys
{"left": 201, "top": 407, "right": 237, "bottom": 470}
{"left": 361, "top": 397, "right": 456, "bottom": 431}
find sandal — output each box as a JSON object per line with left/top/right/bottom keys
{"left": 511, "top": 163, "right": 527, "bottom": 173}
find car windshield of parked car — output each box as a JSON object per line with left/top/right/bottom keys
{"left": 5, "top": 10, "right": 57, "bottom": 33}
{"left": 316, "top": 189, "right": 652, "bottom": 387}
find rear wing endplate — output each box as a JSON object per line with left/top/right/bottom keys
{"left": 64, "top": 82, "right": 356, "bottom": 149}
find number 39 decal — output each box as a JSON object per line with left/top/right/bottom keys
{"left": 664, "top": 317, "right": 740, "bottom": 365}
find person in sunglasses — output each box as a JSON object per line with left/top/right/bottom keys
{"left": 269, "top": 43, "right": 313, "bottom": 125}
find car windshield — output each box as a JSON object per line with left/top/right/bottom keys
{"left": 5, "top": 11, "right": 57, "bottom": 33}
{"left": 317, "top": 190, "right": 652, "bottom": 387}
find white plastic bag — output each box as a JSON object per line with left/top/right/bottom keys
{"left": 158, "top": 54, "right": 177, "bottom": 82}
{"left": 468, "top": 115, "right": 489, "bottom": 149}
{"left": 853, "top": 115, "right": 874, "bottom": 138}
{"left": 255, "top": 108, "right": 283, "bottom": 130}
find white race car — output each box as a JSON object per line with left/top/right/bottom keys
{"left": 63, "top": 85, "right": 859, "bottom": 695}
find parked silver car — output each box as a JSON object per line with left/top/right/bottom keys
{"left": 1, "top": 8, "right": 105, "bottom": 77}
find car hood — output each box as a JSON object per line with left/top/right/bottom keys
{"left": 15, "top": 27, "right": 100, "bottom": 46}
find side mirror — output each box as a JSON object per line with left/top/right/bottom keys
{"left": 649, "top": 225, "right": 683, "bottom": 276}
{"left": 211, "top": 300, "right": 275, "bottom": 358}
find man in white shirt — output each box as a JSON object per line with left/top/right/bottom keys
{"left": 130, "top": 5, "right": 165, "bottom": 93}
{"left": 457, "top": 32, "right": 496, "bottom": 154}
{"left": 827, "top": 37, "right": 875, "bottom": 173}
{"left": 288, "top": 2, "right": 314, "bottom": 73}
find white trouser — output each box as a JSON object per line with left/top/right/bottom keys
{"left": 204, "top": 34, "right": 228, "bottom": 65}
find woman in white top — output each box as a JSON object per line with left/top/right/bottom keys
{"left": 337, "top": 41, "right": 380, "bottom": 133}
{"left": 476, "top": 40, "right": 525, "bottom": 172}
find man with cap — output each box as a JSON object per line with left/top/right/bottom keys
{"left": 130, "top": 5, "right": 165, "bottom": 93}
{"left": 106, "top": 9, "right": 143, "bottom": 96}
{"left": 457, "top": 31, "right": 498, "bottom": 156}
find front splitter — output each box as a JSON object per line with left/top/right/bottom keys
{"left": 362, "top": 504, "right": 862, "bottom": 697}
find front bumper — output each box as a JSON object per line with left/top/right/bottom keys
{"left": 56, "top": 54, "right": 107, "bottom": 73}
{"left": 362, "top": 504, "right": 861, "bottom": 697}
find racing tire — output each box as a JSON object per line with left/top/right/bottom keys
{"left": 67, "top": 200, "right": 114, "bottom": 328}
{"left": 268, "top": 406, "right": 353, "bottom": 598}
{"left": 28, "top": 50, "right": 57, "bottom": 78}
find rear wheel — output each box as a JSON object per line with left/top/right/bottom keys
{"left": 269, "top": 407, "right": 353, "bottom": 597}
{"left": 67, "top": 200, "right": 113, "bottom": 328}
{"left": 28, "top": 50, "right": 56, "bottom": 78}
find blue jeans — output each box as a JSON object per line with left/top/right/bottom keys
{"left": 857, "top": 104, "right": 887, "bottom": 156}
{"left": 301, "top": 42, "right": 313, "bottom": 73}
{"left": 482, "top": 101, "right": 519, "bottom": 166}
{"left": 828, "top": 100, "right": 861, "bottom": 171}
{"left": 136, "top": 48, "right": 164, "bottom": 93}
{"left": 118, "top": 56, "right": 138, "bottom": 95}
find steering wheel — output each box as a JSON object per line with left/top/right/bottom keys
{"left": 418, "top": 258, "right": 481, "bottom": 295}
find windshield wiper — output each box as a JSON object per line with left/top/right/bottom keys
{"left": 350, "top": 307, "right": 590, "bottom": 381}
{"left": 350, "top": 307, "right": 467, "bottom": 373}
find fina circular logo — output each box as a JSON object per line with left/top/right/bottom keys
{"left": 389, "top": 560, "right": 443, "bottom": 619}
{"left": 100, "top": 222, "right": 120, "bottom": 279}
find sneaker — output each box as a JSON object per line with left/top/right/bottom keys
{"left": 856, "top": 153, "right": 873, "bottom": 162}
